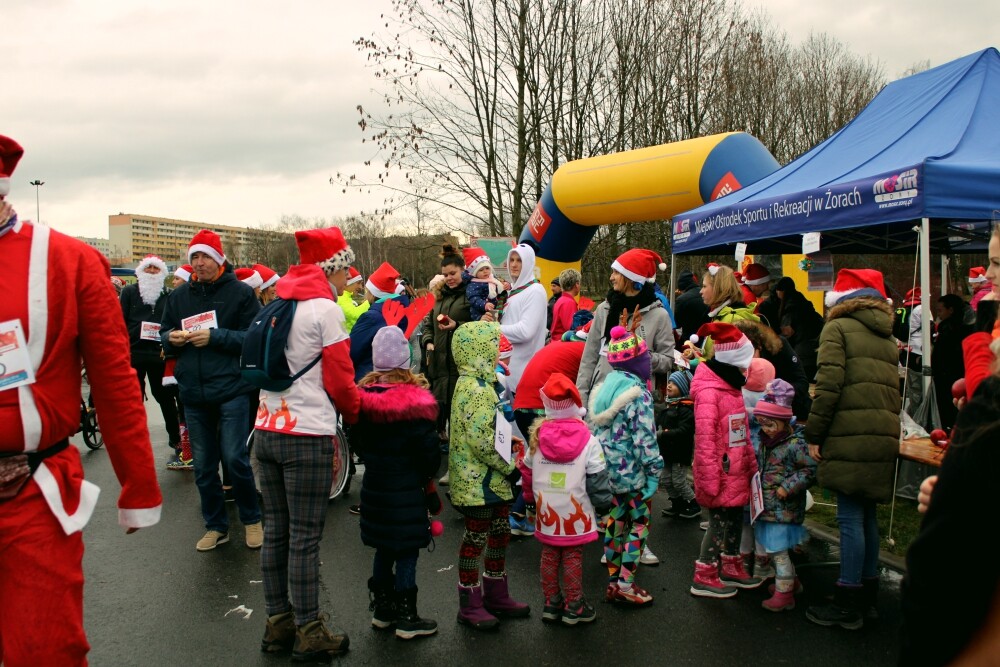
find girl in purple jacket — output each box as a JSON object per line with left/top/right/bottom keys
{"left": 689, "top": 323, "right": 762, "bottom": 599}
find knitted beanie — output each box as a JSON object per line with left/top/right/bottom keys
{"left": 744, "top": 358, "right": 776, "bottom": 392}
{"left": 607, "top": 325, "right": 651, "bottom": 381}
{"left": 372, "top": 326, "right": 411, "bottom": 371}
{"left": 667, "top": 369, "right": 692, "bottom": 396}
{"left": 754, "top": 379, "right": 795, "bottom": 421}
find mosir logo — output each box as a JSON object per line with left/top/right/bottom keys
{"left": 673, "top": 218, "right": 691, "bottom": 243}
{"left": 873, "top": 169, "right": 918, "bottom": 203}
{"left": 711, "top": 172, "right": 742, "bottom": 201}
{"left": 527, "top": 203, "right": 551, "bottom": 241}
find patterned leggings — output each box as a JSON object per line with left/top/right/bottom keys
{"left": 457, "top": 504, "right": 511, "bottom": 586}
{"left": 541, "top": 544, "right": 584, "bottom": 602}
{"left": 603, "top": 492, "right": 650, "bottom": 587}
{"left": 698, "top": 506, "right": 743, "bottom": 564}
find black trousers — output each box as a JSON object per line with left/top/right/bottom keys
{"left": 132, "top": 359, "right": 181, "bottom": 445}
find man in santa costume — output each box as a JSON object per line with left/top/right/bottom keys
{"left": 160, "top": 229, "right": 263, "bottom": 551}
{"left": 120, "top": 254, "right": 182, "bottom": 466}
{"left": 0, "top": 134, "right": 162, "bottom": 666}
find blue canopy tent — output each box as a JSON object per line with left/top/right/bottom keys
{"left": 671, "top": 47, "right": 1000, "bottom": 257}
{"left": 671, "top": 47, "right": 1000, "bottom": 400}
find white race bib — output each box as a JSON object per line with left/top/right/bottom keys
{"left": 495, "top": 411, "right": 512, "bottom": 464}
{"left": 750, "top": 471, "right": 764, "bottom": 523}
{"left": 140, "top": 321, "right": 161, "bottom": 342}
{"left": 0, "top": 319, "right": 36, "bottom": 391}
{"left": 181, "top": 310, "right": 219, "bottom": 332}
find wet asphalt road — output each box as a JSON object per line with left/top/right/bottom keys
{"left": 78, "top": 402, "right": 903, "bottom": 666}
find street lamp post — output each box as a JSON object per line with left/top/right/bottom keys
{"left": 29, "top": 180, "right": 44, "bottom": 223}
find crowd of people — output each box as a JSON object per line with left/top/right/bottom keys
{"left": 4, "top": 129, "right": 1000, "bottom": 665}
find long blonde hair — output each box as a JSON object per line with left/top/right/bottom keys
{"left": 703, "top": 265, "right": 743, "bottom": 309}
{"left": 358, "top": 368, "right": 430, "bottom": 388}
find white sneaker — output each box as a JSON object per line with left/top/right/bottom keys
{"left": 438, "top": 471, "right": 449, "bottom": 486}
{"left": 640, "top": 545, "right": 660, "bottom": 566}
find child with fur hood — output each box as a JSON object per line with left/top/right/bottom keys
{"left": 520, "top": 373, "right": 612, "bottom": 626}
{"left": 352, "top": 326, "right": 441, "bottom": 640}
{"left": 588, "top": 311, "right": 663, "bottom": 606}
{"left": 689, "top": 322, "right": 761, "bottom": 599}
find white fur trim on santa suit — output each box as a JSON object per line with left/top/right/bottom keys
{"left": 33, "top": 463, "right": 102, "bottom": 535}
{"left": 0, "top": 176, "right": 9, "bottom": 196}
{"left": 19, "top": 222, "right": 49, "bottom": 452}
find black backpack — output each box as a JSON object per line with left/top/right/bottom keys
{"left": 241, "top": 298, "right": 320, "bottom": 392}
{"left": 892, "top": 305, "right": 912, "bottom": 343}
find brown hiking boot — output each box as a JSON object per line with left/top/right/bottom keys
{"left": 292, "top": 614, "right": 350, "bottom": 661}
{"left": 260, "top": 611, "right": 295, "bottom": 653}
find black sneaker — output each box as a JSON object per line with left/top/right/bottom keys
{"left": 348, "top": 504, "right": 361, "bottom": 515}
{"left": 542, "top": 593, "right": 564, "bottom": 623}
{"left": 660, "top": 497, "right": 681, "bottom": 517}
{"left": 562, "top": 598, "right": 597, "bottom": 625}
{"left": 678, "top": 499, "right": 702, "bottom": 519}
{"left": 805, "top": 602, "right": 863, "bottom": 630}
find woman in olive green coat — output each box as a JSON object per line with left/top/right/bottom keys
{"left": 804, "top": 268, "right": 901, "bottom": 631}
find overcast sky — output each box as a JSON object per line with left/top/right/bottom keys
{"left": 6, "top": 0, "right": 997, "bottom": 239}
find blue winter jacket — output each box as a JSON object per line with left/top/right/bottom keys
{"left": 350, "top": 294, "right": 410, "bottom": 381}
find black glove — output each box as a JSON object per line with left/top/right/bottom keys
{"left": 505, "top": 466, "right": 522, "bottom": 487}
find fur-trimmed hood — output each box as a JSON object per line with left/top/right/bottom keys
{"left": 588, "top": 376, "right": 644, "bottom": 427}
{"left": 826, "top": 295, "right": 894, "bottom": 338}
{"left": 358, "top": 382, "right": 438, "bottom": 423}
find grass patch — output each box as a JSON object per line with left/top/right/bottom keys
{"left": 807, "top": 488, "right": 923, "bottom": 557}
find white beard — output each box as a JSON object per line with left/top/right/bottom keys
{"left": 137, "top": 271, "right": 165, "bottom": 306}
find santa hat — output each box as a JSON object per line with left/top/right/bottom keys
{"left": 366, "top": 262, "right": 402, "bottom": 299}
{"left": 562, "top": 318, "right": 593, "bottom": 342}
{"left": 372, "top": 326, "right": 411, "bottom": 372}
{"left": 346, "top": 267, "right": 363, "bottom": 286}
{"left": 903, "top": 286, "right": 921, "bottom": 307}
{"left": 754, "top": 379, "right": 795, "bottom": 422}
{"left": 0, "top": 135, "right": 24, "bottom": 198}
{"left": 969, "top": 267, "right": 987, "bottom": 284}
{"left": 742, "top": 263, "right": 771, "bottom": 286}
{"left": 294, "top": 226, "right": 355, "bottom": 274}
{"left": 463, "top": 247, "right": 492, "bottom": 276}
{"left": 174, "top": 264, "right": 193, "bottom": 282}
{"left": 253, "top": 263, "right": 280, "bottom": 289}
{"left": 188, "top": 229, "right": 226, "bottom": 265}
{"left": 668, "top": 369, "right": 693, "bottom": 396}
{"left": 694, "top": 322, "right": 754, "bottom": 370}
{"left": 235, "top": 267, "right": 263, "bottom": 290}
{"left": 540, "top": 373, "right": 586, "bottom": 420}
{"left": 498, "top": 334, "right": 513, "bottom": 360}
{"left": 707, "top": 262, "right": 721, "bottom": 276}
{"left": 744, "top": 357, "right": 776, "bottom": 393}
{"left": 611, "top": 248, "right": 667, "bottom": 284}
{"left": 134, "top": 254, "right": 168, "bottom": 278}
{"left": 824, "top": 268, "right": 888, "bottom": 308}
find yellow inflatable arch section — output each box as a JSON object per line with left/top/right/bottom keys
{"left": 519, "top": 132, "right": 780, "bottom": 289}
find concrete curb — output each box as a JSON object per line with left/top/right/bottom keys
{"left": 804, "top": 518, "right": 907, "bottom": 573}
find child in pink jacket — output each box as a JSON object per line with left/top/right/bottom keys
{"left": 689, "top": 322, "right": 762, "bottom": 598}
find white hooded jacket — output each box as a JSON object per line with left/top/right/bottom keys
{"left": 499, "top": 243, "right": 548, "bottom": 391}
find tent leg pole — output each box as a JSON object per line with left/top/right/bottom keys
{"left": 921, "top": 217, "right": 933, "bottom": 396}
{"left": 669, "top": 255, "right": 677, "bottom": 312}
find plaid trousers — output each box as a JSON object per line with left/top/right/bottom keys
{"left": 255, "top": 429, "right": 334, "bottom": 625}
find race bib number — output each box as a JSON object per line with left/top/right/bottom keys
{"left": 728, "top": 413, "right": 747, "bottom": 447}
{"left": 181, "top": 310, "right": 219, "bottom": 332}
{"left": 140, "top": 321, "right": 161, "bottom": 342}
{"left": 0, "top": 319, "right": 36, "bottom": 391}
{"left": 495, "top": 411, "right": 512, "bottom": 464}
{"left": 750, "top": 471, "right": 764, "bottom": 523}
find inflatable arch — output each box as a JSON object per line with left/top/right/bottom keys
{"left": 519, "top": 132, "right": 780, "bottom": 289}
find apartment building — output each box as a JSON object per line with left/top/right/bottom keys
{"left": 75, "top": 235, "right": 114, "bottom": 258}
{"left": 108, "top": 213, "right": 286, "bottom": 266}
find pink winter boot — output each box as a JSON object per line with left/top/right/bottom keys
{"left": 762, "top": 577, "right": 797, "bottom": 612}
{"left": 482, "top": 574, "right": 530, "bottom": 618}
{"left": 720, "top": 553, "right": 764, "bottom": 589}
{"left": 690, "top": 560, "right": 737, "bottom": 599}
{"left": 457, "top": 584, "right": 499, "bottom": 630}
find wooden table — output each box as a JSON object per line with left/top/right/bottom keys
{"left": 899, "top": 437, "right": 946, "bottom": 467}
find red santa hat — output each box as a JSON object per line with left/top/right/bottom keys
{"left": 969, "top": 267, "right": 987, "bottom": 284}
{"left": 253, "top": 263, "right": 280, "bottom": 289}
{"left": 346, "top": 266, "right": 363, "bottom": 286}
{"left": 174, "top": 264, "right": 193, "bottom": 282}
{"left": 706, "top": 262, "right": 721, "bottom": 276}
{"left": 366, "top": 261, "right": 402, "bottom": 299}
{"left": 294, "top": 226, "right": 355, "bottom": 273}
{"left": 611, "top": 248, "right": 667, "bottom": 284}
{"left": 0, "top": 135, "right": 24, "bottom": 198}
{"left": 742, "top": 263, "right": 771, "bottom": 286}
{"left": 694, "top": 322, "right": 754, "bottom": 370}
{"left": 134, "top": 254, "right": 168, "bottom": 277}
{"left": 540, "top": 373, "right": 586, "bottom": 420}
{"left": 824, "top": 268, "right": 888, "bottom": 308}
{"left": 903, "top": 286, "right": 921, "bottom": 307}
{"left": 235, "top": 267, "right": 263, "bottom": 290}
{"left": 463, "top": 247, "right": 492, "bottom": 276}
{"left": 188, "top": 229, "right": 226, "bottom": 265}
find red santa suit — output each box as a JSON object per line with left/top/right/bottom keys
{"left": 0, "top": 219, "right": 163, "bottom": 666}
